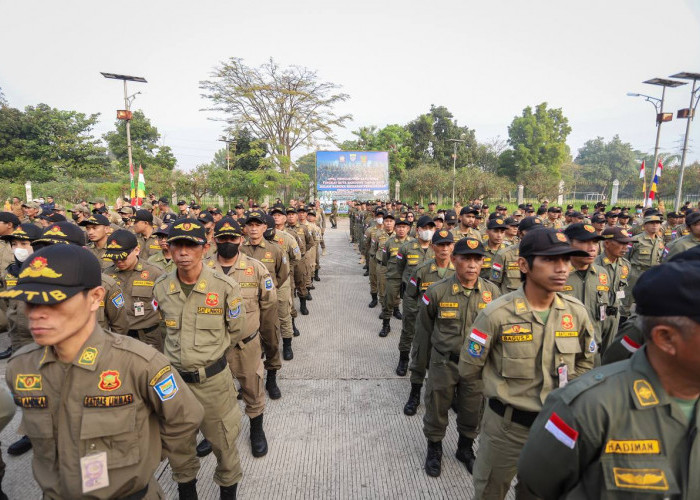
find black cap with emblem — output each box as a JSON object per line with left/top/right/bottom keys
{"left": 79, "top": 214, "right": 110, "bottom": 227}
{"left": 0, "top": 223, "right": 42, "bottom": 242}
{"left": 34, "top": 222, "right": 87, "bottom": 247}
{"left": 245, "top": 210, "right": 266, "bottom": 224}
{"left": 564, "top": 223, "right": 604, "bottom": 242}
{"left": 416, "top": 215, "right": 436, "bottom": 228}
{"left": 167, "top": 218, "right": 207, "bottom": 245}
{"left": 634, "top": 258, "right": 700, "bottom": 323}
{"left": 214, "top": 217, "right": 242, "bottom": 238}
{"left": 104, "top": 230, "right": 138, "bottom": 260}
{"left": 132, "top": 209, "right": 153, "bottom": 224}
{"left": 519, "top": 227, "right": 589, "bottom": 258}
{"left": 453, "top": 237, "right": 486, "bottom": 256}
{"left": 0, "top": 212, "right": 21, "bottom": 227}
{"left": 432, "top": 229, "right": 454, "bottom": 245}
{"left": 0, "top": 244, "right": 102, "bottom": 304}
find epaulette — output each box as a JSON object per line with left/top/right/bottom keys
{"left": 111, "top": 332, "right": 157, "bottom": 362}
{"left": 11, "top": 342, "right": 43, "bottom": 358}
{"left": 101, "top": 273, "right": 117, "bottom": 287}
{"left": 560, "top": 361, "right": 628, "bottom": 405}
{"left": 154, "top": 273, "right": 169, "bottom": 285}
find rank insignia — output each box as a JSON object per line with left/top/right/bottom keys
{"left": 561, "top": 314, "right": 574, "bottom": 330}
{"left": 205, "top": 292, "right": 219, "bottom": 306}
{"left": 78, "top": 347, "right": 99, "bottom": 366}
{"left": 197, "top": 280, "right": 207, "bottom": 291}
{"left": 599, "top": 273, "right": 608, "bottom": 285}
{"left": 98, "top": 370, "right": 122, "bottom": 391}
{"left": 16, "top": 374, "right": 42, "bottom": 391}
{"left": 633, "top": 379, "right": 659, "bottom": 407}
{"left": 141, "top": 270, "right": 150, "bottom": 279}
{"left": 613, "top": 467, "right": 668, "bottom": 491}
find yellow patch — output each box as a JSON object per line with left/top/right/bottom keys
{"left": 502, "top": 325, "right": 531, "bottom": 334}
{"left": 555, "top": 331, "right": 579, "bottom": 337}
{"left": 149, "top": 366, "right": 172, "bottom": 386}
{"left": 514, "top": 298, "right": 527, "bottom": 314}
{"left": 439, "top": 310, "right": 458, "bottom": 319}
{"left": 106, "top": 240, "right": 123, "bottom": 249}
{"left": 452, "top": 283, "right": 459, "bottom": 294}
{"left": 467, "top": 239, "right": 478, "bottom": 249}
{"left": 78, "top": 347, "right": 99, "bottom": 366}
{"left": 197, "top": 307, "right": 223, "bottom": 315}
{"left": 169, "top": 281, "right": 176, "bottom": 292}
{"left": 99, "top": 300, "right": 105, "bottom": 307}
{"left": 501, "top": 334, "right": 533, "bottom": 342}
{"left": 596, "top": 285, "right": 609, "bottom": 291}
{"left": 239, "top": 282, "right": 258, "bottom": 288}
{"left": 562, "top": 285, "right": 573, "bottom": 291}
{"left": 173, "top": 222, "right": 195, "bottom": 231}
{"left": 482, "top": 291, "right": 492, "bottom": 303}
{"left": 584, "top": 224, "right": 595, "bottom": 233}
{"left": 478, "top": 303, "right": 487, "bottom": 309}
{"left": 197, "top": 280, "right": 207, "bottom": 290}
{"left": 439, "top": 302, "right": 459, "bottom": 308}
{"left": 605, "top": 440, "right": 660, "bottom": 455}
{"left": 633, "top": 379, "right": 659, "bottom": 407}
{"left": 164, "top": 319, "right": 177, "bottom": 327}
{"left": 133, "top": 280, "right": 155, "bottom": 287}
{"left": 19, "top": 256, "right": 62, "bottom": 279}
{"left": 15, "top": 374, "right": 42, "bottom": 391}
{"left": 556, "top": 233, "right": 567, "bottom": 242}
{"left": 613, "top": 468, "right": 668, "bottom": 491}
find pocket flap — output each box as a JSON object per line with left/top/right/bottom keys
{"left": 195, "top": 314, "right": 223, "bottom": 330}
{"left": 555, "top": 336, "right": 582, "bottom": 354}
{"left": 81, "top": 406, "right": 136, "bottom": 439}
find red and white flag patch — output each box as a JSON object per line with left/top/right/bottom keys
{"left": 620, "top": 335, "right": 641, "bottom": 353}
{"left": 544, "top": 412, "right": 578, "bottom": 449}
{"left": 396, "top": 253, "right": 403, "bottom": 260}
{"left": 469, "top": 328, "right": 488, "bottom": 345}
{"left": 409, "top": 277, "right": 417, "bottom": 286}
{"left": 422, "top": 294, "right": 430, "bottom": 305}
{"left": 151, "top": 298, "right": 158, "bottom": 311}
{"left": 492, "top": 262, "right": 503, "bottom": 272}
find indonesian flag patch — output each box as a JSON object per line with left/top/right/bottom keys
{"left": 410, "top": 277, "right": 417, "bottom": 286}
{"left": 151, "top": 298, "right": 158, "bottom": 311}
{"left": 396, "top": 253, "right": 403, "bottom": 260}
{"left": 492, "top": 262, "right": 503, "bottom": 272}
{"left": 544, "top": 412, "right": 579, "bottom": 449}
{"left": 620, "top": 335, "right": 641, "bottom": 353}
{"left": 422, "top": 294, "right": 430, "bottom": 305}
{"left": 469, "top": 328, "right": 488, "bottom": 345}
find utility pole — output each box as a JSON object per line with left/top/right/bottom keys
{"left": 447, "top": 137, "right": 466, "bottom": 207}
{"left": 218, "top": 136, "right": 236, "bottom": 171}
{"left": 669, "top": 72, "right": 700, "bottom": 211}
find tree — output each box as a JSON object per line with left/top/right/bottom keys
{"left": 454, "top": 166, "right": 514, "bottom": 202}
{"left": 401, "top": 163, "right": 449, "bottom": 204}
{"left": 200, "top": 57, "right": 351, "bottom": 180}
{"left": 574, "top": 135, "right": 641, "bottom": 196}
{"left": 522, "top": 164, "right": 562, "bottom": 201}
{"left": 103, "top": 110, "right": 177, "bottom": 171}
{"left": 499, "top": 103, "right": 571, "bottom": 181}
{"left": 173, "top": 164, "right": 211, "bottom": 204}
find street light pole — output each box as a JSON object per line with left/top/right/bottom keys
{"left": 123, "top": 80, "right": 135, "bottom": 173}
{"left": 669, "top": 72, "right": 700, "bottom": 211}
{"left": 447, "top": 138, "right": 465, "bottom": 207}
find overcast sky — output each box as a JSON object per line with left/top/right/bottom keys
{"left": 2, "top": 0, "right": 699, "bottom": 172}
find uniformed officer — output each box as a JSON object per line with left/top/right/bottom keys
{"left": 286, "top": 207, "right": 312, "bottom": 314}
{"left": 419, "top": 238, "right": 501, "bottom": 477}
{"left": 308, "top": 207, "right": 324, "bottom": 277}
{"left": 380, "top": 214, "right": 412, "bottom": 336}
{"left": 103, "top": 230, "right": 164, "bottom": 351}
{"left": 663, "top": 210, "right": 700, "bottom": 260}
{"left": 543, "top": 206, "right": 564, "bottom": 229}
{"left": 395, "top": 215, "right": 435, "bottom": 376}
{"left": 0, "top": 385, "right": 15, "bottom": 497}
{"left": 67, "top": 204, "right": 91, "bottom": 226}
{"left": 153, "top": 218, "right": 246, "bottom": 499}
{"left": 80, "top": 213, "right": 112, "bottom": 269}
{"left": 298, "top": 206, "right": 320, "bottom": 292}
{"left": 403, "top": 229, "right": 456, "bottom": 416}
{"left": 330, "top": 199, "right": 338, "bottom": 229}
{"left": 458, "top": 228, "right": 595, "bottom": 500}
{"left": 626, "top": 213, "right": 665, "bottom": 311}
{"left": 1, "top": 244, "right": 204, "bottom": 499}
{"left": 452, "top": 206, "right": 481, "bottom": 240}
{"left": 270, "top": 206, "right": 303, "bottom": 340}
{"left": 132, "top": 209, "right": 162, "bottom": 261}
{"left": 489, "top": 216, "right": 543, "bottom": 294}
{"left": 206, "top": 217, "right": 277, "bottom": 456}
{"left": 503, "top": 216, "right": 519, "bottom": 246}
{"left": 147, "top": 223, "right": 176, "bottom": 273}
{"left": 481, "top": 217, "right": 508, "bottom": 279}
{"left": 365, "top": 209, "right": 385, "bottom": 308}
{"left": 596, "top": 226, "right": 633, "bottom": 339}
{"left": 519, "top": 256, "right": 700, "bottom": 499}
{"left": 0, "top": 212, "right": 20, "bottom": 275}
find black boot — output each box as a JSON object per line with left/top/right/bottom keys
{"left": 283, "top": 338, "right": 293, "bottom": 360}
{"left": 393, "top": 307, "right": 403, "bottom": 320}
{"left": 455, "top": 435, "right": 476, "bottom": 474}
{"left": 425, "top": 440, "right": 443, "bottom": 477}
{"left": 250, "top": 414, "right": 268, "bottom": 457}
{"left": 395, "top": 351, "right": 409, "bottom": 376}
{"left": 379, "top": 318, "right": 391, "bottom": 337}
{"left": 299, "top": 298, "right": 309, "bottom": 315}
{"left": 8, "top": 435, "right": 31, "bottom": 456}
{"left": 0, "top": 476, "right": 6, "bottom": 500}
{"left": 368, "top": 293, "right": 378, "bottom": 308}
{"left": 305, "top": 291, "right": 312, "bottom": 301}
{"left": 177, "top": 478, "right": 198, "bottom": 500}
{"left": 292, "top": 318, "right": 300, "bottom": 336}
{"left": 404, "top": 383, "right": 422, "bottom": 416}
{"left": 266, "top": 370, "right": 281, "bottom": 399}
{"left": 0, "top": 347, "right": 12, "bottom": 360}
{"left": 196, "top": 438, "right": 212, "bottom": 457}
{"left": 219, "top": 483, "right": 237, "bottom": 500}
{"left": 308, "top": 282, "right": 315, "bottom": 290}
{"left": 314, "top": 270, "right": 320, "bottom": 281}
{"left": 363, "top": 269, "right": 369, "bottom": 276}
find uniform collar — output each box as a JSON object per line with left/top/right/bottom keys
{"left": 511, "top": 287, "right": 567, "bottom": 319}
{"left": 450, "top": 275, "right": 483, "bottom": 295}
{"left": 39, "top": 323, "right": 107, "bottom": 372}
{"left": 166, "top": 264, "right": 215, "bottom": 295}
{"left": 243, "top": 239, "right": 266, "bottom": 248}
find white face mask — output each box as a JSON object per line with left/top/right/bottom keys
{"left": 13, "top": 247, "right": 30, "bottom": 262}
{"left": 376, "top": 217, "right": 384, "bottom": 225}
{"left": 418, "top": 229, "right": 435, "bottom": 241}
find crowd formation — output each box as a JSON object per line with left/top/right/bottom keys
{"left": 348, "top": 197, "right": 700, "bottom": 499}
{"left": 0, "top": 195, "right": 340, "bottom": 499}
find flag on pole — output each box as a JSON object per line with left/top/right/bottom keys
{"left": 639, "top": 160, "right": 645, "bottom": 179}
{"left": 136, "top": 165, "right": 146, "bottom": 207}
{"left": 647, "top": 161, "right": 663, "bottom": 207}
{"left": 639, "top": 160, "right": 646, "bottom": 201}
{"left": 129, "top": 163, "right": 136, "bottom": 205}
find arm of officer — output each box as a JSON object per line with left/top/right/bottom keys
{"left": 574, "top": 316, "right": 596, "bottom": 377}
{"left": 406, "top": 269, "right": 421, "bottom": 300}
{"left": 381, "top": 242, "right": 389, "bottom": 266}
{"left": 602, "top": 314, "right": 642, "bottom": 365}
{"left": 458, "top": 310, "right": 495, "bottom": 380}
{"left": 104, "top": 282, "right": 129, "bottom": 336}
{"left": 258, "top": 268, "right": 278, "bottom": 343}
{"left": 275, "top": 249, "right": 289, "bottom": 288}
{"left": 143, "top": 353, "right": 204, "bottom": 471}
{"left": 413, "top": 286, "right": 438, "bottom": 374}
{"left": 489, "top": 249, "right": 505, "bottom": 286}
{"left": 518, "top": 386, "right": 601, "bottom": 498}
{"left": 225, "top": 280, "right": 247, "bottom": 345}
{"left": 288, "top": 236, "right": 301, "bottom": 264}
{"left": 396, "top": 242, "right": 408, "bottom": 277}
{"left": 0, "top": 385, "right": 15, "bottom": 432}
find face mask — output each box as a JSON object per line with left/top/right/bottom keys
{"left": 376, "top": 217, "right": 383, "bottom": 225}
{"left": 264, "top": 227, "right": 276, "bottom": 241}
{"left": 71, "top": 212, "right": 80, "bottom": 221}
{"left": 418, "top": 229, "right": 435, "bottom": 241}
{"left": 13, "top": 247, "right": 30, "bottom": 263}
{"left": 216, "top": 242, "right": 239, "bottom": 259}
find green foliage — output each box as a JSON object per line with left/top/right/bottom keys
{"left": 103, "top": 110, "right": 177, "bottom": 171}
{"left": 401, "top": 163, "right": 449, "bottom": 202}
{"left": 574, "top": 135, "right": 641, "bottom": 195}
{"left": 454, "top": 166, "right": 514, "bottom": 201}
{"left": 499, "top": 103, "right": 571, "bottom": 181}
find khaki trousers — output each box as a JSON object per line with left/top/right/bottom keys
{"left": 227, "top": 337, "right": 265, "bottom": 418}
{"left": 277, "top": 280, "right": 293, "bottom": 339}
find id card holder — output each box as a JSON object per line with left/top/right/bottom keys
{"left": 616, "top": 290, "right": 625, "bottom": 300}
{"left": 599, "top": 305, "right": 607, "bottom": 321}
{"left": 80, "top": 451, "right": 109, "bottom": 493}
{"left": 134, "top": 301, "right": 145, "bottom": 317}
{"left": 557, "top": 360, "right": 568, "bottom": 388}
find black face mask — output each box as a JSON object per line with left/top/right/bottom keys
{"left": 216, "top": 242, "right": 239, "bottom": 259}
{"left": 71, "top": 212, "right": 80, "bottom": 221}
{"left": 264, "top": 227, "right": 276, "bottom": 241}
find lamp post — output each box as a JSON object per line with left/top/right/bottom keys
{"left": 447, "top": 137, "right": 465, "bottom": 207}
{"left": 669, "top": 72, "right": 700, "bottom": 211}
{"left": 101, "top": 72, "right": 147, "bottom": 174}
{"left": 627, "top": 78, "right": 685, "bottom": 203}
{"left": 218, "top": 135, "right": 236, "bottom": 171}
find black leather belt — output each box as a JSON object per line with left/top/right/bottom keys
{"left": 127, "top": 324, "right": 159, "bottom": 337}
{"left": 177, "top": 354, "right": 227, "bottom": 384}
{"left": 119, "top": 484, "right": 148, "bottom": 500}
{"left": 489, "top": 398, "right": 539, "bottom": 428}
{"left": 234, "top": 331, "right": 259, "bottom": 349}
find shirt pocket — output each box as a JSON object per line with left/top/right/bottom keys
{"left": 80, "top": 406, "right": 140, "bottom": 469}
{"left": 436, "top": 307, "right": 461, "bottom": 335}
{"left": 20, "top": 411, "right": 56, "bottom": 464}
{"left": 195, "top": 314, "right": 224, "bottom": 346}
{"left": 501, "top": 331, "right": 537, "bottom": 379}
{"left": 554, "top": 336, "right": 581, "bottom": 372}
{"left": 600, "top": 455, "right": 680, "bottom": 498}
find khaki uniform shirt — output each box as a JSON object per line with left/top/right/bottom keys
{"left": 240, "top": 239, "right": 289, "bottom": 288}
{"left": 6, "top": 325, "right": 203, "bottom": 499}
{"left": 154, "top": 265, "right": 246, "bottom": 372}
{"left": 206, "top": 255, "right": 277, "bottom": 340}
{"left": 406, "top": 259, "right": 456, "bottom": 300}
{"left": 451, "top": 226, "right": 480, "bottom": 241}
{"left": 396, "top": 240, "right": 434, "bottom": 285}
{"left": 459, "top": 287, "right": 596, "bottom": 412}
{"left": 104, "top": 261, "right": 163, "bottom": 331}
{"left": 87, "top": 243, "right": 112, "bottom": 270}
{"left": 519, "top": 347, "right": 699, "bottom": 499}
{"left": 481, "top": 243, "right": 505, "bottom": 280}
{"left": 136, "top": 233, "right": 161, "bottom": 261}
{"left": 382, "top": 235, "right": 411, "bottom": 279}
{"left": 663, "top": 233, "right": 700, "bottom": 261}
{"left": 273, "top": 230, "right": 301, "bottom": 283}
{"left": 594, "top": 254, "right": 631, "bottom": 314}
{"left": 97, "top": 273, "right": 129, "bottom": 336}
{"left": 543, "top": 217, "right": 564, "bottom": 229}
{"left": 373, "top": 229, "right": 393, "bottom": 264}
{"left": 562, "top": 264, "right": 612, "bottom": 349}
{"left": 628, "top": 233, "right": 665, "bottom": 271}
{"left": 287, "top": 223, "right": 311, "bottom": 256}
{"left": 147, "top": 251, "right": 176, "bottom": 274}
{"left": 365, "top": 224, "right": 383, "bottom": 258}
{"left": 490, "top": 244, "right": 522, "bottom": 294}
{"left": 0, "top": 241, "right": 12, "bottom": 278}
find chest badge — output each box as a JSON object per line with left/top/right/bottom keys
{"left": 598, "top": 273, "right": 608, "bottom": 285}
{"left": 561, "top": 314, "right": 574, "bottom": 330}
{"left": 482, "top": 291, "right": 492, "bottom": 303}
{"left": 140, "top": 270, "right": 150, "bottom": 279}
{"left": 98, "top": 370, "right": 122, "bottom": 391}
{"left": 205, "top": 292, "right": 219, "bottom": 306}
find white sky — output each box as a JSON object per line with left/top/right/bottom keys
{"left": 1, "top": 0, "right": 699, "bottom": 171}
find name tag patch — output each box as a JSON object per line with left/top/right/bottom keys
{"left": 83, "top": 394, "right": 134, "bottom": 408}
{"left": 438, "top": 310, "right": 457, "bottom": 319}
{"left": 555, "top": 331, "right": 579, "bottom": 337}
{"left": 132, "top": 280, "right": 155, "bottom": 287}
{"left": 501, "top": 334, "right": 533, "bottom": 342}
{"left": 14, "top": 395, "right": 47, "bottom": 408}
{"left": 197, "top": 307, "right": 223, "bottom": 315}
{"left": 605, "top": 440, "right": 660, "bottom": 455}
{"left": 439, "top": 302, "right": 458, "bottom": 308}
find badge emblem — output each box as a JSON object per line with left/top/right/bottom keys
{"left": 43, "top": 225, "right": 67, "bottom": 237}
{"left": 19, "top": 256, "right": 63, "bottom": 279}
{"left": 107, "top": 240, "right": 123, "bottom": 249}
{"left": 599, "top": 273, "right": 608, "bottom": 285}
{"left": 98, "top": 370, "right": 121, "bottom": 391}
{"left": 482, "top": 291, "right": 492, "bottom": 303}
{"left": 245, "top": 266, "right": 254, "bottom": 276}
{"left": 467, "top": 239, "right": 478, "bottom": 249}
{"left": 16, "top": 374, "right": 42, "bottom": 391}
{"left": 561, "top": 314, "right": 574, "bottom": 330}
{"left": 584, "top": 224, "right": 595, "bottom": 233}
{"left": 141, "top": 270, "right": 149, "bottom": 279}
{"left": 633, "top": 379, "right": 659, "bottom": 407}
{"left": 555, "top": 233, "right": 567, "bottom": 242}
{"left": 439, "top": 230, "right": 448, "bottom": 237}
{"left": 264, "top": 252, "right": 272, "bottom": 259}
{"left": 205, "top": 292, "right": 219, "bottom": 306}
{"left": 78, "top": 347, "right": 99, "bottom": 366}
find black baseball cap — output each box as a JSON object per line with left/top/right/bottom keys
{"left": 518, "top": 216, "right": 543, "bottom": 232}
{"left": 153, "top": 224, "right": 170, "bottom": 237}
{"left": 432, "top": 229, "right": 454, "bottom": 245}
{"left": 39, "top": 213, "right": 66, "bottom": 223}
{"left": 104, "top": 230, "right": 138, "bottom": 260}
{"left": 444, "top": 210, "right": 458, "bottom": 224}
{"left": 564, "top": 223, "right": 604, "bottom": 242}
{"left": 0, "top": 245, "right": 101, "bottom": 304}
{"left": 245, "top": 210, "right": 266, "bottom": 224}
{"left": 384, "top": 212, "right": 395, "bottom": 220}
{"left": 504, "top": 217, "right": 519, "bottom": 227}
{"left": 453, "top": 237, "right": 486, "bottom": 256}
{"left": 177, "top": 200, "right": 187, "bottom": 206}
{"left": 214, "top": 217, "right": 242, "bottom": 238}
{"left": 79, "top": 214, "right": 110, "bottom": 227}
{"left": 591, "top": 213, "right": 606, "bottom": 224}
{"left": 395, "top": 215, "right": 411, "bottom": 226}
{"left": 601, "top": 226, "right": 634, "bottom": 243}
{"left": 197, "top": 212, "right": 214, "bottom": 224}
{"left": 264, "top": 214, "right": 276, "bottom": 229}
{"left": 460, "top": 206, "right": 478, "bottom": 216}
{"left": 686, "top": 211, "right": 700, "bottom": 226}
{"left": 0, "top": 212, "right": 21, "bottom": 226}
{"left": 285, "top": 207, "right": 297, "bottom": 214}
{"left": 34, "top": 222, "right": 87, "bottom": 246}
{"left": 132, "top": 209, "right": 153, "bottom": 224}
{"left": 487, "top": 218, "right": 508, "bottom": 230}
{"left": 0, "top": 223, "right": 42, "bottom": 242}
{"left": 416, "top": 215, "right": 435, "bottom": 228}
{"left": 605, "top": 211, "right": 619, "bottom": 219}
{"left": 167, "top": 219, "right": 207, "bottom": 245}
{"left": 634, "top": 259, "right": 700, "bottom": 323}
{"left": 161, "top": 213, "right": 178, "bottom": 225}
{"left": 270, "top": 204, "right": 286, "bottom": 215}
{"left": 519, "top": 228, "right": 589, "bottom": 258}
{"left": 158, "top": 196, "right": 170, "bottom": 204}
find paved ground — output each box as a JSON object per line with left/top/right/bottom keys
{"left": 0, "top": 218, "right": 514, "bottom": 499}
